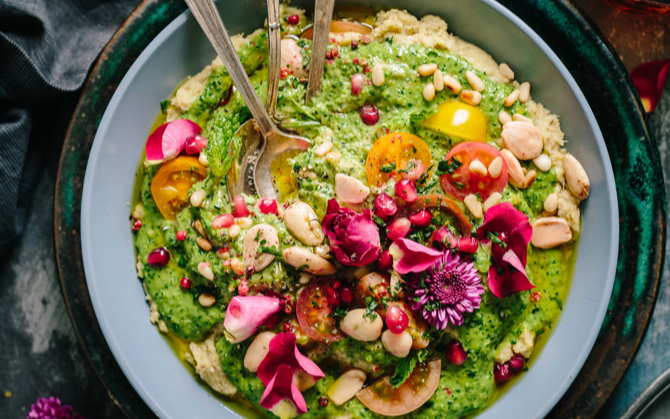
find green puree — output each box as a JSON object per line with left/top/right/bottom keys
{"left": 134, "top": 24, "right": 574, "bottom": 419}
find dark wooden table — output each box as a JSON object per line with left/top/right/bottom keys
{"left": 0, "top": 1, "right": 668, "bottom": 418}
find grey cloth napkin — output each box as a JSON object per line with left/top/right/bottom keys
{"left": 0, "top": 0, "right": 139, "bottom": 255}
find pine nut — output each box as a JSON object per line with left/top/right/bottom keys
{"left": 465, "top": 71, "right": 485, "bottom": 92}
{"left": 524, "top": 169, "right": 537, "bottom": 188}
{"left": 483, "top": 192, "right": 502, "bottom": 212}
{"left": 519, "top": 82, "right": 531, "bottom": 103}
{"left": 196, "top": 237, "right": 212, "bottom": 251}
{"left": 423, "top": 83, "right": 436, "bottom": 101}
{"left": 460, "top": 90, "right": 482, "bottom": 106}
{"left": 314, "top": 140, "right": 333, "bottom": 157}
{"left": 443, "top": 74, "right": 462, "bottom": 94}
{"left": 235, "top": 217, "right": 253, "bottom": 229}
{"left": 230, "top": 257, "right": 245, "bottom": 276}
{"left": 315, "top": 244, "right": 331, "bottom": 258}
{"left": 198, "top": 262, "right": 214, "bottom": 281}
{"left": 469, "top": 160, "right": 487, "bottom": 176}
{"left": 229, "top": 224, "right": 241, "bottom": 238}
{"left": 464, "top": 194, "right": 483, "bottom": 218}
{"left": 326, "top": 151, "right": 341, "bottom": 163}
{"left": 533, "top": 154, "right": 552, "bottom": 172}
{"left": 418, "top": 63, "right": 438, "bottom": 76}
{"left": 544, "top": 193, "right": 558, "bottom": 214}
{"left": 216, "top": 250, "right": 231, "bottom": 260}
{"left": 499, "top": 63, "right": 514, "bottom": 80}
{"left": 512, "top": 113, "right": 534, "bottom": 125}
{"left": 371, "top": 62, "right": 385, "bottom": 86}
{"left": 198, "top": 152, "right": 209, "bottom": 166}
{"left": 488, "top": 157, "right": 503, "bottom": 178}
{"left": 190, "top": 189, "right": 206, "bottom": 207}
{"left": 498, "top": 111, "right": 512, "bottom": 125}
{"left": 433, "top": 69, "right": 444, "bottom": 91}
{"left": 194, "top": 219, "right": 207, "bottom": 238}
{"left": 199, "top": 293, "right": 216, "bottom": 307}
{"left": 298, "top": 272, "right": 312, "bottom": 284}
{"left": 504, "top": 89, "right": 520, "bottom": 107}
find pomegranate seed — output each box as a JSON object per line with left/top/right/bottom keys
{"left": 494, "top": 362, "right": 512, "bottom": 382}
{"left": 180, "top": 277, "right": 191, "bottom": 290}
{"left": 148, "top": 247, "right": 170, "bottom": 267}
{"left": 351, "top": 39, "right": 359, "bottom": 50}
{"left": 446, "top": 340, "right": 468, "bottom": 365}
{"left": 280, "top": 68, "right": 288, "bottom": 80}
{"left": 331, "top": 47, "right": 339, "bottom": 58}
{"left": 340, "top": 286, "right": 354, "bottom": 304}
{"left": 374, "top": 192, "right": 397, "bottom": 219}
{"left": 387, "top": 217, "right": 411, "bottom": 241}
{"left": 319, "top": 397, "right": 328, "bottom": 407}
{"left": 351, "top": 73, "right": 366, "bottom": 95}
{"left": 185, "top": 135, "right": 208, "bottom": 155}
{"left": 377, "top": 249, "right": 393, "bottom": 271}
{"left": 395, "top": 179, "right": 417, "bottom": 202}
{"left": 530, "top": 291, "right": 541, "bottom": 302}
{"left": 325, "top": 286, "right": 340, "bottom": 308}
{"left": 238, "top": 280, "right": 249, "bottom": 296}
{"left": 409, "top": 209, "right": 432, "bottom": 227}
{"left": 386, "top": 306, "right": 409, "bottom": 334}
{"left": 457, "top": 236, "right": 479, "bottom": 253}
{"left": 132, "top": 219, "right": 142, "bottom": 231}
{"left": 283, "top": 322, "right": 293, "bottom": 332}
{"left": 401, "top": 159, "right": 427, "bottom": 181}
{"left": 359, "top": 103, "right": 379, "bottom": 125}
{"left": 508, "top": 355, "right": 525, "bottom": 372}
{"left": 287, "top": 14, "right": 299, "bottom": 25}
{"left": 233, "top": 195, "right": 250, "bottom": 217}
{"left": 176, "top": 230, "right": 187, "bottom": 241}
{"left": 212, "top": 213, "right": 235, "bottom": 229}
{"left": 258, "top": 198, "right": 278, "bottom": 214}
{"left": 325, "top": 49, "right": 332, "bottom": 59}
{"left": 332, "top": 280, "right": 341, "bottom": 290}
{"left": 433, "top": 227, "right": 458, "bottom": 249}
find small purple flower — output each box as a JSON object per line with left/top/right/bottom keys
{"left": 27, "top": 397, "right": 87, "bottom": 419}
{"left": 406, "top": 251, "right": 484, "bottom": 330}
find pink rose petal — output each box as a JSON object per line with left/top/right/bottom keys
{"left": 257, "top": 332, "right": 324, "bottom": 387}
{"left": 631, "top": 59, "right": 669, "bottom": 113}
{"left": 145, "top": 119, "right": 202, "bottom": 164}
{"left": 259, "top": 364, "right": 306, "bottom": 417}
{"left": 223, "top": 296, "right": 282, "bottom": 343}
{"left": 388, "top": 237, "right": 443, "bottom": 274}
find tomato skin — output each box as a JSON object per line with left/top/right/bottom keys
{"left": 396, "top": 194, "right": 472, "bottom": 237}
{"left": 366, "top": 132, "right": 433, "bottom": 188}
{"left": 150, "top": 156, "right": 207, "bottom": 220}
{"left": 440, "top": 142, "right": 507, "bottom": 201}
{"left": 296, "top": 278, "right": 345, "bottom": 343}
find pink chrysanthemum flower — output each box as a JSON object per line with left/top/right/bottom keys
{"left": 407, "top": 251, "right": 484, "bottom": 330}
{"left": 27, "top": 397, "right": 86, "bottom": 419}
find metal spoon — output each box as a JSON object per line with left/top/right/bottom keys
{"left": 185, "top": 0, "right": 309, "bottom": 200}
{"left": 305, "top": 0, "right": 335, "bottom": 103}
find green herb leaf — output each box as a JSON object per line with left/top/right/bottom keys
{"left": 381, "top": 162, "right": 396, "bottom": 173}
{"left": 363, "top": 296, "right": 378, "bottom": 321}
{"left": 437, "top": 157, "right": 463, "bottom": 175}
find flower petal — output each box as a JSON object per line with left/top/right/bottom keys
{"left": 486, "top": 250, "right": 534, "bottom": 298}
{"left": 145, "top": 119, "right": 201, "bottom": 164}
{"left": 389, "top": 237, "right": 442, "bottom": 274}
{"left": 223, "top": 296, "right": 282, "bottom": 343}
{"left": 631, "top": 59, "right": 670, "bottom": 113}
{"left": 322, "top": 199, "right": 381, "bottom": 266}
{"left": 259, "top": 364, "right": 306, "bottom": 418}
{"left": 257, "top": 332, "right": 324, "bottom": 387}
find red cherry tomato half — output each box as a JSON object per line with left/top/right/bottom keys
{"left": 440, "top": 142, "right": 507, "bottom": 201}
{"left": 296, "top": 278, "right": 345, "bottom": 343}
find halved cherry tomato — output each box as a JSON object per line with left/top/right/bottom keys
{"left": 366, "top": 132, "right": 433, "bottom": 188}
{"left": 151, "top": 156, "right": 207, "bottom": 220}
{"left": 296, "top": 277, "right": 345, "bottom": 343}
{"left": 300, "top": 21, "right": 371, "bottom": 39}
{"left": 440, "top": 142, "right": 507, "bottom": 201}
{"left": 423, "top": 101, "right": 488, "bottom": 142}
{"left": 357, "top": 359, "right": 442, "bottom": 416}
{"left": 395, "top": 194, "right": 472, "bottom": 237}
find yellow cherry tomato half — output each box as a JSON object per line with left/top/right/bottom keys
{"left": 366, "top": 132, "right": 433, "bottom": 188}
{"left": 151, "top": 156, "right": 207, "bottom": 220}
{"left": 422, "top": 101, "right": 488, "bottom": 142}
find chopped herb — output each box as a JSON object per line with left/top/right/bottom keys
{"left": 160, "top": 100, "right": 170, "bottom": 113}
{"left": 330, "top": 305, "right": 348, "bottom": 320}
{"left": 385, "top": 37, "right": 393, "bottom": 44}
{"left": 373, "top": 215, "right": 386, "bottom": 226}
{"left": 259, "top": 245, "right": 282, "bottom": 257}
{"left": 363, "top": 296, "right": 378, "bottom": 321}
{"left": 381, "top": 162, "right": 397, "bottom": 173}
{"left": 437, "top": 158, "right": 463, "bottom": 175}
{"left": 453, "top": 181, "right": 466, "bottom": 190}
{"left": 486, "top": 231, "right": 507, "bottom": 249}
{"left": 397, "top": 161, "right": 416, "bottom": 174}
{"left": 549, "top": 296, "right": 563, "bottom": 310}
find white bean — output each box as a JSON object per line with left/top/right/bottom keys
{"left": 282, "top": 247, "right": 337, "bottom": 275}
{"left": 244, "top": 332, "right": 276, "bottom": 372}
{"left": 531, "top": 217, "right": 572, "bottom": 249}
{"left": 335, "top": 173, "right": 370, "bottom": 204}
{"left": 381, "top": 330, "right": 413, "bottom": 358}
{"left": 340, "top": 309, "right": 383, "bottom": 341}
{"left": 284, "top": 201, "right": 325, "bottom": 246}
{"left": 327, "top": 369, "right": 366, "bottom": 406}
{"left": 198, "top": 293, "right": 216, "bottom": 307}
{"left": 242, "top": 224, "right": 279, "bottom": 272}
{"left": 371, "top": 62, "right": 385, "bottom": 86}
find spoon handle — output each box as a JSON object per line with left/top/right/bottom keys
{"left": 306, "top": 0, "right": 335, "bottom": 103}
{"left": 265, "top": 0, "right": 281, "bottom": 117}
{"left": 185, "top": 0, "right": 277, "bottom": 138}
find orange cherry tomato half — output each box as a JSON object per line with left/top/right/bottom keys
{"left": 300, "top": 21, "right": 372, "bottom": 39}
{"left": 366, "top": 132, "right": 433, "bottom": 188}
{"left": 151, "top": 156, "right": 207, "bottom": 220}
{"left": 296, "top": 277, "right": 345, "bottom": 344}
{"left": 440, "top": 142, "right": 507, "bottom": 201}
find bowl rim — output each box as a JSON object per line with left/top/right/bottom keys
{"left": 78, "top": 1, "right": 619, "bottom": 418}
